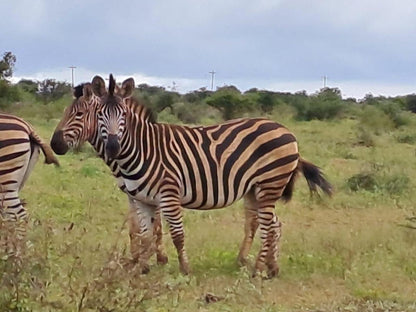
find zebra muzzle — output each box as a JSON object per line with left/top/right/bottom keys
{"left": 106, "top": 134, "right": 121, "bottom": 159}
{"left": 50, "top": 130, "right": 69, "bottom": 155}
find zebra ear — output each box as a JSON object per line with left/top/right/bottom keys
{"left": 91, "top": 76, "right": 107, "bottom": 97}
{"left": 119, "top": 78, "right": 135, "bottom": 98}
{"left": 83, "top": 83, "right": 93, "bottom": 101}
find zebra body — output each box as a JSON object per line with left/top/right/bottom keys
{"left": 117, "top": 113, "right": 299, "bottom": 210}
{"left": 0, "top": 113, "right": 58, "bottom": 221}
{"left": 91, "top": 75, "right": 332, "bottom": 277}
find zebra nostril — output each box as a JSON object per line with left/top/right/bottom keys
{"left": 50, "top": 130, "right": 69, "bottom": 155}
{"left": 105, "top": 134, "right": 120, "bottom": 159}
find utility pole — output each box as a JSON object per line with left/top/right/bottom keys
{"left": 209, "top": 70, "right": 216, "bottom": 91}
{"left": 322, "top": 75, "right": 328, "bottom": 88}
{"left": 69, "top": 66, "right": 76, "bottom": 87}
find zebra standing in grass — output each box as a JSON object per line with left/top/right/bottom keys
{"left": 0, "top": 113, "right": 59, "bottom": 253}
{"left": 89, "top": 74, "right": 332, "bottom": 277}
{"left": 0, "top": 113, "right": 59, "bottom": 220}
{"left": 50, "top": 84, "right": 168, "bottom": 267}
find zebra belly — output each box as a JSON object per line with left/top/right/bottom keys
{"left": 124, "top": 178, "right": 158, "bottom": 205}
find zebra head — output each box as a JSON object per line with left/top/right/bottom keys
{"left": 92, "top": 74, "right": 134, "bottom": 160}
{"left": 51, "top": 83, "right": 96, "bottom": 155}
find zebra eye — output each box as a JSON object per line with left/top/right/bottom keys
{"left": 75, "top": 112, "right": 84, "bottom": 118}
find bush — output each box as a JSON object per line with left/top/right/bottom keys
{"left": 0, "top": 80, "right": 20, "bottom": 109}
{"left": 346, "top": 172, "right": 379, "bottom": 192}
{"left": 294, "top": 88, "right": 345, "bottom": 121}
{"left": 358, "top": 105, "right": 394, "bottom": 135}
{"left": 346, "top": 168, "right": 410, "bottom": 196}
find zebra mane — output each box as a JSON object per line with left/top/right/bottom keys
{"left": 73, "top": 84, "right": 85, "bottom": 99}
{"left": 109, "top": 74, "right": 116, "bottom": 96}
{"left": 127, "top": 97, "right": 157, "bottom": 124}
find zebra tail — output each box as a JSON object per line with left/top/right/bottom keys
{"left": 29, "top": 131, "right": 60, "bottom": 167}
{"left": 298, "top": 158, "right": 332, "bottom": 196}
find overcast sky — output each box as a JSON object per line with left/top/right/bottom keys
{"left": 1, "top": 0, "right": 416, "bottom": 99}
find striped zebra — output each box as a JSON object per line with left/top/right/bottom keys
{"left": 0, "top": 113, "right": 59, "bottom": 253}
{"left": 0, "top": 113, "right": 59, "bottom": 220}
{"left": 89, "top": 74, "right": 332, "bottom": 277}
{"left": 50, "top": 83, "right": 168, "bottom": 268}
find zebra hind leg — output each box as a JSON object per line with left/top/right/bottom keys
{"left": 237, "top": 192, "right": 259, "bottom": 266}
{"left": 159, "top": 179, "right": 190, "bottom": 275}
{"left": 0, "top": 191, "right": 28, "bottom": 260}
{"left": 252, "top": 187, "right": 282, "bottom": 278}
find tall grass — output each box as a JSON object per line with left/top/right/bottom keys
{"left": 1, "top": 116, "right": 416, "bottom": 311}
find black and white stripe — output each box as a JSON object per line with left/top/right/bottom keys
{"left": 92, "top": 75, "right": 332, "bottom": 277}
{"left": 0, "top": 113, "right": 58, "bottom": 222}
{"left": 50, "top": 83, "right": 168, "bottom": 269}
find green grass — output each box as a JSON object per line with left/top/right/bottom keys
{"left": 1, "top": 116, "right": 416, "bottom": 311}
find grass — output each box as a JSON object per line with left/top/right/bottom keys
{"left": 1, "top": 116, "right": 416, "bottom": 311}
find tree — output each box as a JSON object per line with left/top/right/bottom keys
{"left": 0, "top": 52, "right": 16, "bottom": 80}
{"left": 38, "top": 79, "right": 71, "bottom": 102}
{"left": 206, "top": 87, "right": 249, "bottom": 120}
{"left": 258, "top": 91, "right": 275, "bottom": 113}
{"left": 17, "top": 79, "right": 38, "bottom": 94}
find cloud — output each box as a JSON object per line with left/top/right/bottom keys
{"left": 2, "top": 0, "right": 416, "bottom": 99}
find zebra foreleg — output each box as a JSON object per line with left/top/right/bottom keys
{"left": 127, "top": 199, "right": 156, "bottom": 273}
{"left": 153, "top": 208, "right": 168, "bottom": 265}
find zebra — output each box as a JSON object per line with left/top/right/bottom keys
{"left": 50, "top": 83, "right": 168, "bottom": 268}
{"left": 0, "top": 113, "right": 59, "bottom": 254}
{"left": 89, "top": 74, "right": 332, "bottom": 278}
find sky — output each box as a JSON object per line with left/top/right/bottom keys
{"left": 1, "top": 0, "right": 416, "bottom": 99}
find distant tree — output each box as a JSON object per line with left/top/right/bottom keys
{"left": 406, "top": 94, "right": 416, "bottom": 113}
{"left": 258, "top": 91, "right": 275, "bottom": 113}
{"left": 206, "top": 87, "right": 249, "bottom": 120}
{"left": 154, "top": 92, "right": 178, "bottom": 113}
{"left": 38, "top": 79, "right": 71, "bottom": 102}
{"left": 363, "top": 93, "right": 378, "bottom": 105}
{"left": 216, "top": 85, "right": 241, "bottom": 94}
{"left": 183, "top": 88, "right": 213, "bottom": 103}
{"left": 295, "top": 87, "right": 344, "bottom": 121}
{"left": 137, "top": 83, "right": 166, "bottom": 95}
{"left": 17, "top": 79, "right": 38, "bottom": 94}
{"left": 0, "top": 51, "right": 16, "bottom": 80}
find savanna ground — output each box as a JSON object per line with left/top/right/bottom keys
{"left": 1, "top": 111, "right": 416, "bottom": 311}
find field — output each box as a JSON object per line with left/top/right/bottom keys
{"left": 1, "top": 113, "right": 416, "bottom": 311}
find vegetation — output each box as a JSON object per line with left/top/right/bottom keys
{"left": 1, "top": 53, "right": 416, "bottom": 311}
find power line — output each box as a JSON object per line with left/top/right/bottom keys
{"left": 69, "top": 66, "right": 76, "bottom": 87}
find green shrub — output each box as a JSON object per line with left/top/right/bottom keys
{"left": 396, "top": 133, "right": 416, "bottom": 144}
{"left": 346, "top": 170, "right": 410, "bottom": 196}
{"left": 359, "top": 105, "right": 394, "bottom": 135}
{"left": 0, "top": 80, "right": 20, "bottom": 109}
{"left": 346, "top": 172, "right": 380, "bottom": 192}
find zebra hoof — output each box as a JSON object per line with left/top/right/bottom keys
{"left": 141, "top": 265, "right": 150, "bottom": 274}
{"left": 179, "top": 262, "right": 190, "bottom": 275}
{"left": 157, "top": 253, "right": 169, "bottom": 265}
{"left": 237, "top": 256, "right": 248, "bottom": 267}
{"left": 267, "top": 267, "right": 279, "bottom": 279}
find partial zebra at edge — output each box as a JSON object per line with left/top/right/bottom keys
{"left": 0, "top": 113, "right": 59, "bottom": 257}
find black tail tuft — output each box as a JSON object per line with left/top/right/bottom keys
{"left": 281, "top": 170, "right": 298, "bottom": 202}
{"left": 299, "top": 158, "right": 332, "bottom": 196}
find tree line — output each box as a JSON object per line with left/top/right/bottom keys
{"left": 1, "top": 51, "right": 416, "bottom": 128}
